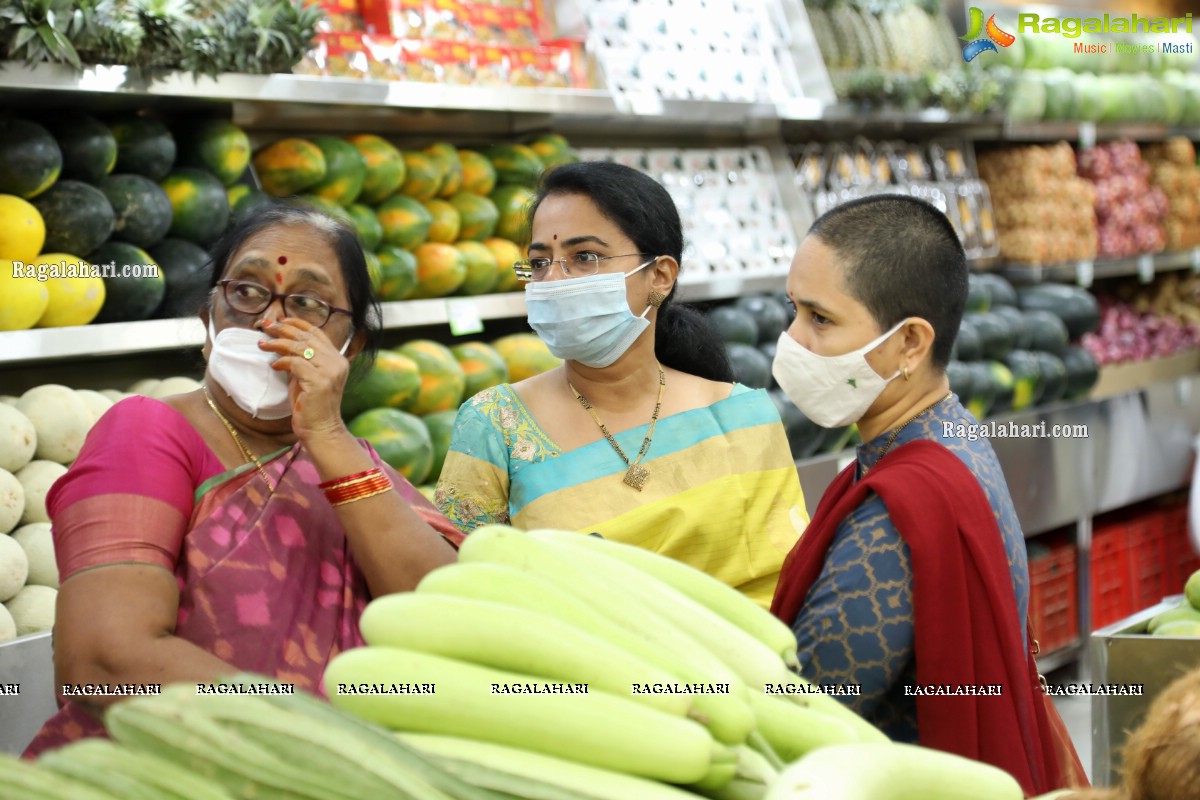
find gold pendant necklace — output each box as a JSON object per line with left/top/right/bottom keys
{"left": 203, "top": 385, "right": 276, "bottom": 492}
{"left": 867, "top": 391, "right": 955, "bottom": 474}
{"left": 569, "top": 366, "right": 666, "bottom": 491}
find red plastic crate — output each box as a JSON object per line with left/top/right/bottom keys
{"left": 1091, "top": 522, "right": 1133, "bottom": 630}
{"left": 1163, "top": 504, "right": 1199, "bottom": 592}
{"left": 1126, "top": 512, "right": 1170, "bottom": 612}
{"left": 1030, "top": 541, "right": 1078, "bottom": 654}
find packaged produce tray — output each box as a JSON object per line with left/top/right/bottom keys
{"left": 1089, "top": 599, "right": 1200, "bottom": 788}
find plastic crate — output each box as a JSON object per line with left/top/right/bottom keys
{"left": 1126, "top": 512, "right": 1169, "bottom": 613}
{"left": 1163, "top": 504, "right": 1199, "bottom": 591}
{"left": 1091, "top": 522, "right": 1133, "bottom": 630}
{"left": 1030, "top": 540, "right": 1078, "bottom": 654}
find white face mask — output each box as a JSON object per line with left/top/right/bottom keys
{"left": 771, "top": 320, "right": 907, "bottom": 429}
{"left": 206, "top": 320, "right": 352, "bottom": 419}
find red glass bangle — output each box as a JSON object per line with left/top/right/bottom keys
{"left": 319, "top": 468, "right": 381, "bottom": 490}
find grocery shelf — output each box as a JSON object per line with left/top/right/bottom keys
{"left": 1000, "top": 120, "right": 1200, "bottom": 145}
{"left": 999, "top": 249, "right": 1200, "bottom": 286}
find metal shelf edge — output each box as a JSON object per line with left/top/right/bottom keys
{"left": 999, "top": 249, "right": 1200, "bottom": 285}
{"left": 1037, "top": 640, "right": 1084, "bottom": 675}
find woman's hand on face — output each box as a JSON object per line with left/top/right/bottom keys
{"left": 258, "top": 317, "right": 352, "bottom": 443}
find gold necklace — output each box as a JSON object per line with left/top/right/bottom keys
{"left": 202, "top": 385, "right": 276, "bottom": 492}
{"left": 867, "top": 391, "right": 955, "bottom": 473}
{"left": 569, "top": 366, "right": 666, "bottom": 491}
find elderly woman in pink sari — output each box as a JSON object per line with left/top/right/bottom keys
{"left": 24, "top": 205, "right": 460, "bottom": 756}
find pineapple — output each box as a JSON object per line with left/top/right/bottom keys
{"left": 804, "top": 1, "right": 843, "bottom": 71}
{"left": 0, "top": 0, "right": 83, "bottom": 68}
{"left": 826, "top": 0, "right": 862, "bottom": 70}
{"left": 181, "top": 0, "right": 323, "bottom": 78}
{"left": 132, "top": 0, "right": 190, "bottom": 72}
{"left": 72, "top": 0, "right": 144, "bottom": 67}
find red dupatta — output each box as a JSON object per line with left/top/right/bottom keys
{"left": 771, "top": 439, "right": 1087, "bottom": 796}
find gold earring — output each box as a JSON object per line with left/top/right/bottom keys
{"left": 647, "top": 290, "right": 666, "bottom": 309}
{"left": 903, "top": 365, "right": 910, "bottom": 381}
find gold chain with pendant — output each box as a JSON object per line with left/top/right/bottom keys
{"left": 569, "top": 366, "right": 666, "bottom": 491}
{"left": 866, "top": 391, "right": 955, "bottom": 474}
{"left": 203, "top": 385, "right": 277, "bottom": 492}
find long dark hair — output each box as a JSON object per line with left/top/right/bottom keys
{"left": 529, "top": 161, "right": 733, "bottom": 382}
{"left": 204, "top": 202, "right": 381, "bottom": 371}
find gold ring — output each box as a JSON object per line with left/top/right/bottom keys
{"left": 302, "top": 347, "right": 315, "bottom": 360}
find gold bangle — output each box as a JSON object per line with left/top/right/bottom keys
{"left": 331, "top": 484, "right": 392, "bottom": 508}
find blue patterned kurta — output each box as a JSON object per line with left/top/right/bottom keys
{"left": 791, "top": 394, "right": 1030, "bottom": 742}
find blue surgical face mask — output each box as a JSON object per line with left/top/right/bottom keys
{"left": 525, "top": 258, "right": 657, "bottom": 368}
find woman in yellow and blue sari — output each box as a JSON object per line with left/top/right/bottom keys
{"left": 435, "top": 161, "right": 807, "bottom": 607}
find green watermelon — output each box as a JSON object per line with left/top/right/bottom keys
{"left": 965, "top": 273, "right": 992, "bottom": 312}
{"left": 1061, "top": 346, "right": 1099, "bottom": 399}
{"left": 110, "top": 117, "right": 177, "bottom": 182}
{"left": 422, "top": 409, "right": 458, "bottom": 481}
{"left": 347, "top": 408, "right": 434, "bottom": 485}
{"left": 342, "top": 350, "right": 422, "bottom": 418}
{"left": 375, "top": 245, "right": 419, "bottom": 302}
{"left": 48, "top": 114, "right": 117, "bottom": 185}
{"left": 0, "top": 118, "right": 62, "bottom": 199}
{"left": 228, "top": 185, "right": 274, "bottom": 224}
{"left": 449, "top": 192, "right": 500, "bottom": 241}
{"left": 707, "top": 306, "right": 758, "bottom": 345}
{"left": 735, "top": 295, "right": 791, "bottom": 345}
{"left": 952, "top": 318, "right": 983, "bottom": 361}
{"left": 965, "top": 311, "right": 1015, "bottom": 361}
{"left": 178, "top": 119, "right": 251, "bottom": 187}
{"left": 451, "top": 341, "right": 509, "bottom": 398}
{"left": 346, "top": 203, "right": 383, "bottom": 252}
{"left": 397, "top": 340, "right": 466, "bottom": 416}
{"left": 991, "top": 306, "right": 1030, "bottom": 350}
{"left": 1023, "top": 310, "right": 1070, "bottom": 356}
{"left": 768, "top": 389, "right": 825, "bottom": 459}
{"left": 160, "top": 169, "right": 230, "bottom": 246}
{"left": 32, "top": 180, "right": 114, "bottom": 255}
{"left": 727, "top": 343, "right": 772, "bottom": 389}
{"left": 1032, "top": 351, "right": 1067, "bottom": 405}
{"left": 310, "top": 136, "right": 368, "bottom": 207}
{"left": 987, "top": 361, "right": 1016, "bottom": 415}
{"left": 101, "top": 174, "right": 174, "bottom": 249}
{"left": 89, "top": 241, "right": 166, "bottom": 323}
{"left": 976, "top": 273, "right": 1018, "bottom": 308}
{"left": 489, "top": 185, "right": 534, "bottom": 243}
{"left": 149, "top": 238, "right": 211, "bottom": 319}
{"left": 1017, "top": 284, "right": 1100, "bottom": 340}
{"left": 1002, "top": 350, "right": 1042, "bottom": 411}
{"left": 945, "top": 361, "right": 976, "bottom": 403}
{"left": 966, "top": 361, "right": 998, "bottom": 419}
{"left": 484, "top": 144, "right": 543, "bottom": 187}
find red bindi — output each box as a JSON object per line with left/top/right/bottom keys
{"left": 277, "top": 255, "right": 287, "bottom": 265}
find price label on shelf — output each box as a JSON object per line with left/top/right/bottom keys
{"left": 1077, "top": 123, "right": 1097, "bottom": 150}
{"left": 1075, "top": 260, "right": 1094, "bottom": 288}
{"left": 446, "top": 299, "right": 483, "bottom": 336}
{"left": 1191, "top": 247, "right": 1200, "bottom": 273}
{"left": 1137, "top": 254, "right": 1154, "bottom": 284}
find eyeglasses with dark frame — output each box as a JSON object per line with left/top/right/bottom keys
{"left": 217, "top": 279, "right": 352, "bottom": 328}
{"left": 513, "top": 252, "right": 656, "bottom": 282}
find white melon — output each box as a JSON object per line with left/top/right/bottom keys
{"left": 3, "top": 584, "right": 56, "bottom": 636}
{"left": 0, "top": 532, "right": 28, "bottom": 601}
{"left": 0, "top": 403, "right": 37, "bottom": 473}
{"left": 151, "top": 376, "right": 203, "bottom": 398}
{"left": 11, "top": 523, "right": 56, "bottom": 588}
{"left": 98, "top": 389, "right": 127, "bottom": 403}
{"left": 127, "top": 379, "right": 162, "bottom": 396}
{"left": 0, "top": 468, "right": 24, "bottom": 534}
{"left": 16, "top": 460, "right": 67, "bottom": 525}
{"left": 0, "top": 396, "right": 17, "bottom": 406}
{"left": 16, "top": 384, "right": 92, "bottom": 464}
{"left": 75, "top": 389, "right": 114, "bottom": 427}
{"left": 0, "top": 602, "right": 15, "bottom": 642}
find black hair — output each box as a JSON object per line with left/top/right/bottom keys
{"left": 204, "top": 202, "right": 381, "bottom": 371}
{"left": 807, "top": 195, "right": 968, "bottom": 370}
{"left": 529, "top": 161, "right": 734, "bottom": 382}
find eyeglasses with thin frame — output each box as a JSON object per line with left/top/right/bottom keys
{"left": 217, "top": 279, "right": 352, "bottom": 328}
{"left": 513, "top": 252, "right": 656, "bottom": 282}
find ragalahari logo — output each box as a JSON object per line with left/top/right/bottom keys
{"left": 961, "top": 8, "right": 1016, "bottom": 61}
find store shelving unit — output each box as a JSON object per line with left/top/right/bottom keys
{"left": 999, "top": 249, "right": 1200, "bottom": 287}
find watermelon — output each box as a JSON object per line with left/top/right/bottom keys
{"left": 161, "top": 169, "right": 230, "bottom": 246}
{"left": 976, "top": 273, "right": 1018, "bottom": 308}
{"left": 451, "top": 341, "right": 510, "bottom": 398}
{"left": 1032, "top": 351, "right": 1067, "bottom": 405}
{"left": 228, "top": 184, "right": 274, "bottom": 224}
{"left": 347, "top": 408, "right": 434, "bottom": 485}
{"left": 965, "top": 311, "right": 1014, "bottom": 360}
{"left": 426, "top": 142, "right": 464, "bottom": 198}
{"left": 952, "top": 317, "right": 983, "bottom": 361}
{"left": 707, "top": 306, "right": 758, "bottom": 346}
{"left": 110, "top": 117, "right": 176, "bottom": 182}
{"left": 48, "top": 114, "right": 117, "bottom": 185}
{"left": 489, "top": 185, "right": 535, "bottom": 243}
{"left": 987, "top": 361, "right": 1016, "bottom": 415}
{"left": 397, "top": 340, "right": 467, "bottom": 415}
{"left": 991, "top": 306, "right": 1030, "bottom": 350}
{"left": 342, "top": 349, "right": 422, "bottom": 418}
{"left": 1002, "top": 350, "right": 1042, "bottom": 411}
{"left": 945, "top": 361, "right": 976, "bottom": 403}
{"left": 149, "top": 238, "right": 211, "bottom": 319}
{"left": 178, "top": 119, "right": 251, "bottom": 187}
{"left": 422, "top": 409, "right": 458, "bottom": 480}
{"left": 734, "top": 295, "right": 790, "bottom": 345}
{"left": 965, "top": 361, "right": 997, "bottom": 419}
{"left": 484, "top": 143, "right": 543, "bottom": 187}
{"left": 1017, "top": 284, "right": 1100, "bottom": 340}
{"left": 449, "top": 193, "right": 500, "bottom": 241}
{"left": 1061, "top": 346, "right": 1099, "bottom": 399}
{"left": 410, "top": 242, "right": 467, "bottom": 299}
{"left": 400, "top": 151, "right": 442, "bottom": 201}
{"left": 1023, "top": 310, "right": 1069, "bottom": 356}
{"left": 423, "top": 198, "right": 462, "bottom": 244}
{"left": 252, "top": 138, "right": 326, "bottom": 197}
{"left": 309, "top": 136, "right": 368, "bottom": 207}
{"left": 347, "top": 134, "right": 405, "bottom": 205}
{"left": 89, "top": 241, "right": 166, "bottom": 323}
{"left": 768, "top": 389, "right": 824, "bottom": 459}
{"left": 492, "top": 333, "right": 561, "bottom": 382}
{"left": 727, "top": 343, "right": 772, "bottom": 389}
{"left": 0, "top": 119, "right": 62, "bottom": 199}
{"left": 482, "top": 238, "right": 523, "bottom": 293}
{"left": 101, "top": 174, "right": 174, "bottom": 249}
{"left": 345, "top": 203, "right": 383, "bottom": 252}
{"left": 32, "top": 180, "right": 114, "bottom": 256}
{"left": 458, "top": 150, "right": 497, "bottom": 196}
{"left": 454, "top": 241, "right": 501, "bottom": 296}
{"left": 376, "top": 245, "right": 419, "bottom": 302}
{"left": 377, "top": 195, "right": 433, "bottom": 249}
{"left": 965, "top": 273, "right": 992, "bottom": 312}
